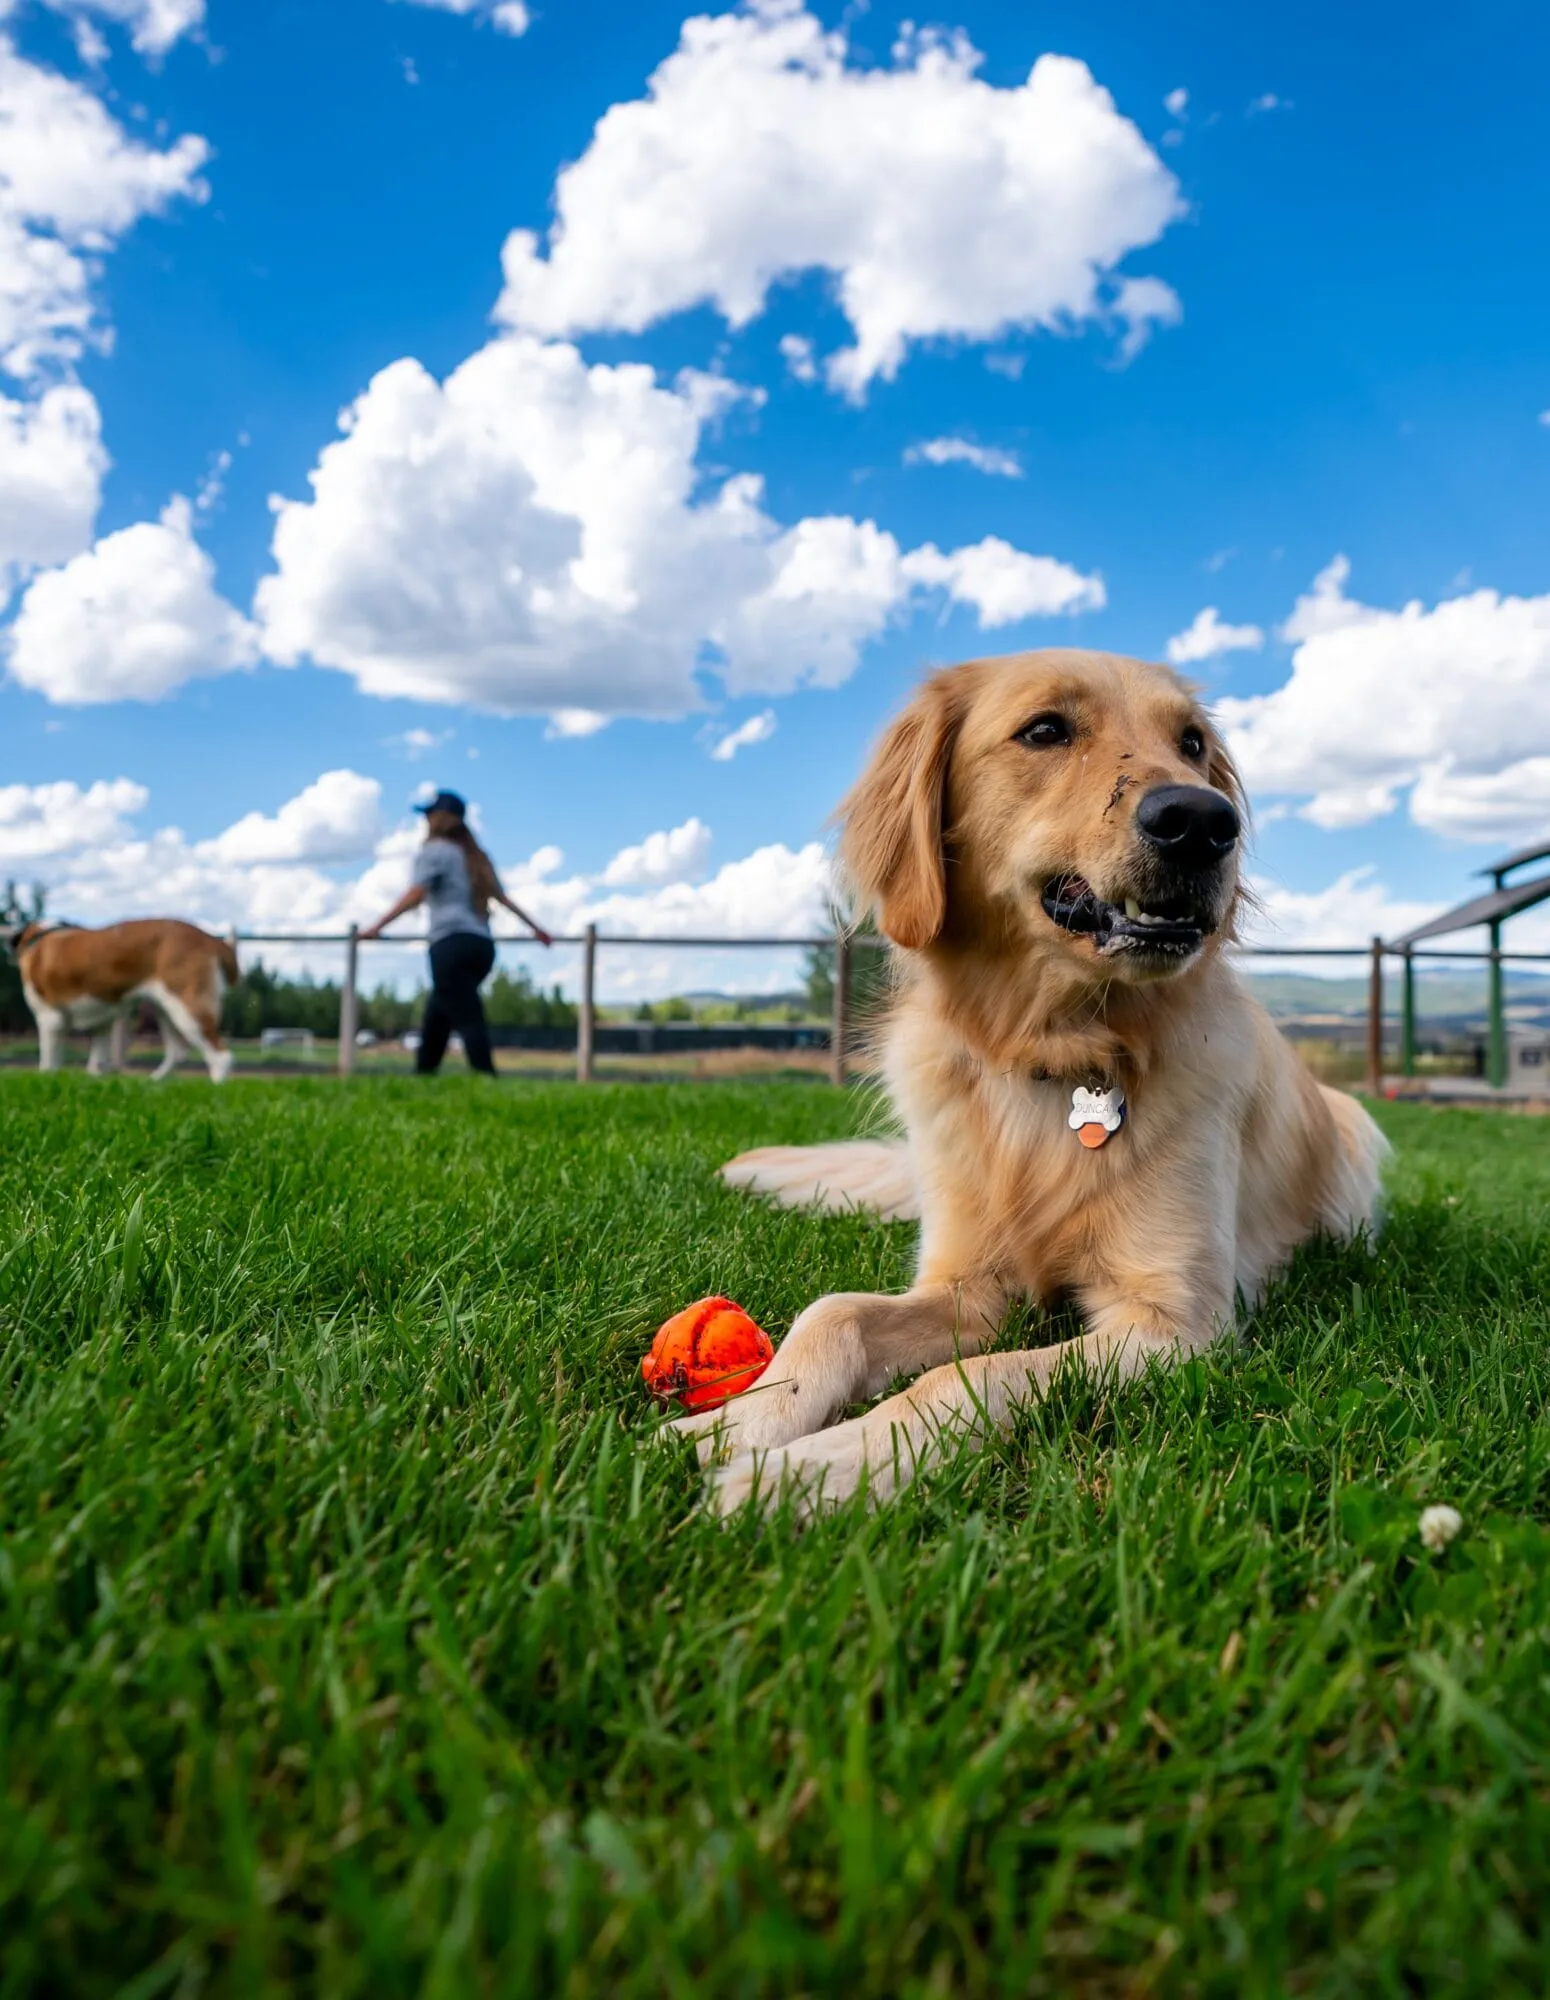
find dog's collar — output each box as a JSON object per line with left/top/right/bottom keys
{"left": 8, "top": 919, "right": 67, "bottom": 958}
{"left": 1027, "top": 1063, "right": 1122, "bottom": 1089}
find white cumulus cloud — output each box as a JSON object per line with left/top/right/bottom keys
{"left": 1238, "top": 866, "right": 1445, "bottom": 955}
{"left": 494, "top": 3, "right": 1183, "bottom": 394}
{"left": 8, "top": 495, "right": 259, "bottom": 704}
{"left": 3, "top": 777, "right": 451, "bottom": 945}
{"left": 447, "top": 835, "right": 834, "bottom": 999}
{"left": 600, "top": 816, "right": 713, "bottom": 887}
{"left": 904, "top": 436, "right": 1023, "bottom": 478}
{"left": 0, "top": 37, "right": 208, "bottom": 381}
{"left": 575, "top": 838, "right": 830, "bottom": 944}
{"left": 0, "top": 382, "right": 105, "bottom": 597}
{"left": 1165, "top": 605, "right": 1265, "bottom": 665}
{"left": 1296, "top": 780, "right": 1406, "bottom": 832}
{"left": 900, "top": 537, "right": 1105, "bottom": 625}
{"left": 0, "top": 775, "right": 147, "bottom": 862}
{"left": 710, "top": 708, "right": 777, "bottom": 760}
{"left": 713, "top": 512, "right": 910, "bottom": 695}
{"left": 396, "top": 0, "right": 529, "bottom": 30}
{"left": 36, "top": 0, "right": 205, "bottom": 56}
{"left": 1219, "top": 556, "right": 1550, "bottom": 842}
{"left": 0, "top": 35, "right": 205, "bottom": 597}
{"left": 204, "top": 770, "right": 384, "bottom": 866}
{"left": 1407, "top": 757, "right": 1550, "bottom": 844}
{"left": 254, "top": 334, "right": 1103, "bottom": 723}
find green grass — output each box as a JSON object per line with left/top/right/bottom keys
{"left": 2, "top": 1077, "right": 1550, "bottom": 1996}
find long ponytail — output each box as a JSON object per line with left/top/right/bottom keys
{"left": 435, "top": 819, "right": 501, "bottom": 918}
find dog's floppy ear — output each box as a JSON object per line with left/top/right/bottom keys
{"left": 839, "top": 673, "right": 960, "bottom": 949}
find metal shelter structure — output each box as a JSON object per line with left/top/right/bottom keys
{"left": 1384, "top": 839, "right": 1550, "bottom": 1086}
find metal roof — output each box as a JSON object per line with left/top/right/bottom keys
{"left": 1389, "top": 869, "right": 1550, "bottom": 947}
{"left": 1475, "top": 838, "right": 1550, "bottom": 882}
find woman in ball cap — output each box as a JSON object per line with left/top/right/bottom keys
{"left": 360, "top": 790, "right": 552, "bottom": 1076}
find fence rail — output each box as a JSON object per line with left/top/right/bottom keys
{"left": 226, "top": 926, "right": 1549, "bottom": 1091}
{"left": 233, "top": 922, "right": 888, "bottom": 1085}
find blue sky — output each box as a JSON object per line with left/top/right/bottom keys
{"left": 3, "top": 0, "right": 1550, "bottom": 989}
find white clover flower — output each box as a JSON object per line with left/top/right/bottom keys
{"left": 1418, "top": 1504, "right": 1463, "bottom": 1553}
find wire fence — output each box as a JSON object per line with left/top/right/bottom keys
{"left": 220, "top": 926, "right": 1550, "bottom": 1091}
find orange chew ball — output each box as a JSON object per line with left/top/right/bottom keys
{"left": 642, "top": 1296, "right": 774, "bottom": 1411}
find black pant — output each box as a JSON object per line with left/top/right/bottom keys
{"left": 418, "top": 932, "right": 497, "bottom": 1074}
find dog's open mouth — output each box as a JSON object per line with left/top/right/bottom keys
{"left": 1040, "top": 873, "right": 1210, "bottom": 956}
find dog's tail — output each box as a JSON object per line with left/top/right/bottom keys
{"left": 719, "top": 1141, "right": 920, "bottom": 1222}
{"left": 216, "top": 936, "right": 240, "bottom": 987}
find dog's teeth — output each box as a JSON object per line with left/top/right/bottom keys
{"left": 1125, "top": 898, "right": 1141, "bottom": 920}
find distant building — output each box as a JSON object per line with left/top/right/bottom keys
{"left": 1388, "top": 838, "right": 1550, "bottom": 1088}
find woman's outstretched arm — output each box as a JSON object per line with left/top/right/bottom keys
{"left": 495, "top": 890, "right": 554, "bottom": 947}
{"left": 359, "top": 884, "right": 427, "bottom": 941}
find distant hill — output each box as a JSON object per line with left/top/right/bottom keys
{"left": 615, "top": 969, "right": 1550, "bottom": 1035}
{"left": 1244, "top": 966, "right": 1550, "bottom": 1026}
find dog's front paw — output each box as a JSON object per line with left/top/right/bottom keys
{"left": 706, "top": 1435, "right": 863, "bottom": 1521}
{"left": 704, "top": 1379, "right": 982, "bottom": 1521}
{"left": 661, "top": 1372, "right": 814, "bottom": 1466}
{"left": 705, "top": 1411, "right": 919, "bottom": 1521}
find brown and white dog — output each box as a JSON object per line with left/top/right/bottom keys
{"left": 1, "top": 919, "right": 239, "bottom": 1082}
{"left": 677, "top": 648, "right": 1388, "bottom": 1515}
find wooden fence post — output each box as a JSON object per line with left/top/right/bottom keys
{"left": 219, "top": 923, "right": 240, "bottom": 1075}
{"left": 830, "top": 930, "right": 850, "bottom": 1088}
{"left": 578, "top": 923, "right": 597, "bottom": 1084}
{"left": 1365, "top": 935, "right": 1383, "bottom": 1097}
{"left": 338, "top": 924, "right": 359, "bottom": 1077}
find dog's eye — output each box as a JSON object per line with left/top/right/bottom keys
{"left": 1016, "top": 713, "right": 1072, "bottom": 749}
{"left": 1180, "top": 725, "right": 1206, "bottom": 760}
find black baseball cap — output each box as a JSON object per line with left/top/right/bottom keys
{"left": 415, "top": 790, "right": 467, "bottom": 818}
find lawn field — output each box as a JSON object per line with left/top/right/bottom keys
{"left": 3, "top": 1077, "right": 1550, "bottom": 1996}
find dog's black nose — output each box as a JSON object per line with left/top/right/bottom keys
{"left": 1135, "top": 785, "right": 1239, "bottom": 868}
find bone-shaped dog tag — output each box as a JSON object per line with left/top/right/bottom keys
{"left": 1069, "top": 1084, "right": 1126, "bottom": 1149}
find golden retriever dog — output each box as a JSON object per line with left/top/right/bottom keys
{"left": 675, "top": 648, "right": 1386, "bottom": 1515}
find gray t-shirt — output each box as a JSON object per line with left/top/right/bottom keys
{"left": 413, "top": 838, "right": 492, "bottom": 944}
